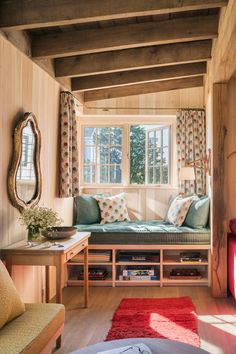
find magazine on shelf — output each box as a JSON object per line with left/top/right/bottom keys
{"left": 97, "top": 343, "right": 152, "bottom": 354}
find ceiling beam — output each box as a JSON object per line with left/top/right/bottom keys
{"left": 72, "top": 62, "right": 207, "bottom": 92}
{"left": 55, "top": 40, "right": 212, "bottom": 78}
{"left": 32, "top": 15, "right": 218, "bottom": 58}
{"left": 83, "top": 76, "right": 204, "bottom": 101}
{"left": 0, "top": 0, "right": 227, "bottom": 30}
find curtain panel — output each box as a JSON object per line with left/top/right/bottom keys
{"left": 176, "top": 110, "right": 206, "bottom": 195}
{"left": 59, "top": 92, "right": 79, "bottom": 198}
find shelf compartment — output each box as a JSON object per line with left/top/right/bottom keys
{"left": 116, "top": 264, "right": 160, "bottom": 282}
{"left": 116, "top": 250, "right": 160, "bottom": 263}
{"left": 163, "top": 250, "right": 208, "bottom": 264}
{"left": 163, "top": 265, "right": 208, "bottom": 286}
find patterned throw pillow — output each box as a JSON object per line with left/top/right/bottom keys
{"left": 95, "top": 193, "right": 130, "bottom": 224}
{"left": 166, "top": 195, "right": 193, "bottom": 226}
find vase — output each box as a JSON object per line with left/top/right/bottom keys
{"left": 28, "top": 228, "right": 41, "bottom": 242}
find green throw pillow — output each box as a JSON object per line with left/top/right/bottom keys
{"left": 74, "top": 195, "right": 101, "bottom": 225}
{"left": 184, "top": 196, "right": 210, "bottom": 229}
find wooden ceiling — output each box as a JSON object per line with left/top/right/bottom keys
{"left": 0, "top": 0, "right": 228, "bottom": 101}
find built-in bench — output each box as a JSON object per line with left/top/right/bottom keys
{"left": 76, "top": 220, "right": 211, "bottom": 245}
{"left": 71, "top": 220, "right": 211, "bottom": 287}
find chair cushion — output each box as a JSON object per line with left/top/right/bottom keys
{"left": 95, "top": 193, "right": 130, "bottom": 224}
{"left": 166, "top": 196, "right": 193, "bottom": 226}
{"left": 0, "top": 303, "right": 65, "bottom": 354}
{"left": 74, "top": 195, "right": 101, "bottom": 224}
{"left": 184, "top": 195, "right": 210, "bottom": 229}
{"left": 0, "top": 260, "right": 25, "bottom": 329}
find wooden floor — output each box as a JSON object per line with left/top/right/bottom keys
{"left": 56, "top": 286, "right": 236, "bottom": 354}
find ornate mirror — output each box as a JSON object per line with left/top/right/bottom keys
{"left": 8, "top": 112, "right": 42, "bottom": 212}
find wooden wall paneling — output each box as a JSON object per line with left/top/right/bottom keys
{"left": 0, "top": 34, "right": 74, "bottom": 302}
{"left": 84, "top": 86, "right": 204, "bottom": 115}
{"left": 81, "top": 187, "right": 178, "bottom": 221}
{"left": 212, "top": 83, "right": 228, "bottom": 297}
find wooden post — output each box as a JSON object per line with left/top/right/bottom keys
{"left": 212, "top": 83, "right": 228, "bottom": 297}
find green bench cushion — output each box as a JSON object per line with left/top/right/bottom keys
{"left": 76, "top": 220, "right": 210, "bottom": 245}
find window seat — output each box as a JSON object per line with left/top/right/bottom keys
{"left": 76, "top": 220, "right": 210, "bottom": 245}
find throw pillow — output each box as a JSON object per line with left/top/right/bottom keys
{"left": 95, "top": 193, "right": 130, "bottom": 224}
{"left": 0, "top": 260, "right": 25, "bottom": 329}
{"left": 166, "top": 195, "right": 193, "bottom": 226}
{"left": 74, "top": 195, "right": 101, "bottom": 225}
{"left": 184, "top": 196, "right": 210, "bottom": 229}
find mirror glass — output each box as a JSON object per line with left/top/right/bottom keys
{"left": 16, "top": 121, "right": 37, "bottom": 204}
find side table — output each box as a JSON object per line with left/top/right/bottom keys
{"left": 1, "top": 232, "right": 90, "bottom": 307}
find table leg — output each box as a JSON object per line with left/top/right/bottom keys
{"left": 56, "top": 335, "right": 62, "bottom": 349}
{"left": 5, "top": 257, "right": 13, "bottom": 276}
{"left": 84, "top": 246, "right": 89, "bottom": 308}
{"left": 56, "top": 257, "right": 64, "bottom": 304}
{"left": 45, "top": 266, "right": 50, "bottom": 303}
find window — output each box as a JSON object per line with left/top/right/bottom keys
{"left": 130, "top": 125, "right": 170, "bottom": 185}
{"left": 16, "top": 125, "right": 36, "bottom": 181}
{"left": 82, "top": 124, "right": 170, "bottom": 186}
{"left": 83, "top": 127, "right": 122, "bottom": 184}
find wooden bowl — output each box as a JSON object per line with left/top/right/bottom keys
{"left": 41, "top": 226, "right": 77, "bottom": 240}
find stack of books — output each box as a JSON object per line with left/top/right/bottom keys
{"left": 119, "top": 266, "right": 158, "bottom": 281}
{"left": 78, "top": 268, "right": 109, "bottom": 280}
{"left": 180, "top": 252, "right": 205, "bottom": 263}
{"left": 118, "top": 251, "right": 160, "bottom": 262}
{"left": 71, "top": 250, "right": 111, "bottom": 263}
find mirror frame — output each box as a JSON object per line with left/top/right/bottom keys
{"left": 8, "top": 112, "right": 42, "bottom": 212}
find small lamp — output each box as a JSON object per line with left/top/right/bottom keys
{"left": 179, "top": 167, "right": 195, "bottom": 181}
{"left": 179, "top": 167, "right": 195, "bottom": 195}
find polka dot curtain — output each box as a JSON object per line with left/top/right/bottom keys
{"left": 59, "top": 92, "right": 79, "bottom": 198}
{"left": 176, "top": 110, "right": 206, "bottom": 195}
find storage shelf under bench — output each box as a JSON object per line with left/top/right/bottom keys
{"left": 66, "top": 244, "right": 211, "bottom": 287}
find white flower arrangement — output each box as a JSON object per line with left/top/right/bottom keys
{"left": 20, "top": 206, "right": 63, "bottom": 232}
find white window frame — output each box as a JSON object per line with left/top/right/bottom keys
{"left": 79, "top": 118, "right": 175, "bottom": 188}
{"left": 81, "top": 125, "right": 125, "bottom": 186}
{"left": 145, "top": 126, "right": 170, "bottom": 185}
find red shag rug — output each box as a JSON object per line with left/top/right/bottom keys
{"left": 106, "top": 297, "right": 200, "bottom": 347}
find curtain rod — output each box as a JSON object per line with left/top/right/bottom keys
{"left": 84, "top": 106, "right": 205, "bottom": 111}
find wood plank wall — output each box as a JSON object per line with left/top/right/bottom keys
{"left": 81, "top": 187, "right": 179, "bottom": 221}
{"left": 0, "top": 34, "right": 73, "bottom": 302}
{"left": 84, "top": 86, "right": 204, "bottom": 116}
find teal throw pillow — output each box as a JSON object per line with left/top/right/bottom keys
{"left": 74, "top": 195, "right": 101, "bottom": 225}
{"left": 184, "top": 196, "right": 210, "bottom": 229}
